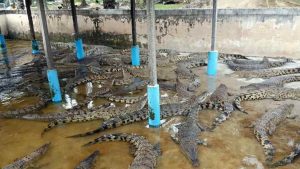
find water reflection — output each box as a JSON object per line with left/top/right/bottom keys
{"left": 63, "top": 94, "right": 78, "bottom": 109}
{"left": 207, "top": 75, "right": 217, "bottom": 93}
{"left": 0, "top": 51, "right": 11, "bottom": 78}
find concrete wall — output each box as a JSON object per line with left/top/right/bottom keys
{"left": 1, "top": 8, "right": 300, "bottom": 58}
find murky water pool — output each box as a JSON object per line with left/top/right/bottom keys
{"left": 0, "top": 40, "right": 300, "bottom": 169}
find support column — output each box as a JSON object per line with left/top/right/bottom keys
{"left": 207, "top": 0, "right": 218, "bottom": 76}
{"left": 25, "top": 0, "right": 40, "bottom": 55}
{"left": 146, "top": 0, "right": 160, "bottom": 128}
{"left": 70, "top": 0, "right": 85, "bottom": 60}
{"left": 37, "top": 0, "right": 62, "bottom": 102}
{"left": 130, "top": 0, "right": 140, "bottom": 66}
{"left": 0, "top": 31, "right": 7, "bottom": 53}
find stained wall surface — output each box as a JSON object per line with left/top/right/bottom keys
{"left": 1, "top": 9, "right": 300, "bottom": 58}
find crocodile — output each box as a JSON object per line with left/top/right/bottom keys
{"left": 234, "top": 87, "right": 300, "bottom": 114}
{"left": 232, "top": 56, "right": 269, "bottom": 65}
{"left": 175, "top": 62, "right": 196, "bottom": 79}
{"left": 233, "top": 67, "right": 300, "bottom": 79}
{"left": 83, "top": 133, "right": 160, "bottom": 169}
{"left": 225, "top": 58, "right": 291, "bottom": 71}
{"left": 112, "top": 79, "right": 149, "bottom": 95}
{"left": 0, "top": 93, "right": 51, "bottom": 119}
{"left": 42, "top": 97, "right": 147, "bottom": 134}
{"left": 108, "top": 95, "right": 147, "bottom": 104}
{"left": 21, "top": 103, "right": 113, "bottom": 122}
{"left": 252, "top": 104, "right": 294, "bottom": 162}
{"left": 241, "top": 75, "right": 300, "bottom": 91}
{"left": 111, "top": 69, "right": 133, "bottom": 86}
{"left": 171, "top": 106, "right": 207, "bottom": 167}
{"left": 2, "top": 143, "right": 50, "bottom": 169}
{"left": 68, "top": 99, "right": 224, "bottom": 138}
{"left": 88, "top": 65, "right": 123, "bottom": 75}
{"left": 207, "top": 84, "right": 235, "bottom": 130}
{"left": 219, "top": 53, "right": 249, "bottom": 60}
{"left": 65, "top": 72, "right": 122, "bottom": 92}
{"left": 271, "top": 143, "right": 300, "bottom": 167}
{"left": 74, "top": 150, "right": 100, "bottom": 169}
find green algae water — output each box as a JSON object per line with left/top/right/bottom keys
{"left": 0, "top": 40, "right": 300, "bottom": 169}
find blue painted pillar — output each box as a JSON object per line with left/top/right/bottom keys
{"left": 147, "top": 84, "right": 160, "bottom": 127}
{"left": 75, "top": 38, "right": 85, "bottom": 60}
{"left": 31, "top": 40, "right": 40, "bottom": 54}
{"left": 0, "top": 34, "right": 7, "bottom": 53}
{"left": 71, "top": 0, "right": 85, "bottom": 60}
{"left": 207, "top": 51, "right": 218, "bottom": 76}
{"left": 130, "top": 0, "right": 140, "bottom": 66}
{"left": 131, "top": 45, "right": 140, "bottom": 66}
{"left": 47, "top": 69, "right": 62, "bottom": 102}
{"left": 25, "top": 0, "right": 40, "bottom": 55}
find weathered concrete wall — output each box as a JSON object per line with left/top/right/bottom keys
{"left": 1, "top": 9, "right": 300, "bottom": 58}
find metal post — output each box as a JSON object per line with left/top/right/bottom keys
{"left": 37, "top": 0, "right": 62, "bottom": 102}
{"left": 70, "top": 0, "right": 85, "bottom": 60}
{"left": 146, "top": 0, "right": 160, "bottom": 128}
{"left": 25, "top": 0, "right": 40, "bottom": 54}
{"left": 207, "top": 0, "right": 218, "bottom": 76}
{"left": 130, "top": 0, "right": 140, "bottom": 66}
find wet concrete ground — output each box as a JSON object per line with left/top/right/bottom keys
{"left": 0, "top": 40, "right": 300, "bottom": 169}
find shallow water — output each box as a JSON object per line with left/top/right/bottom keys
{"left": 0, "top": 40, "right": 300, "bottom": 169}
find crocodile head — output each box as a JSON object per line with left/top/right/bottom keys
{"left": 180, "top": 142, "right": 200, "bottom": 167}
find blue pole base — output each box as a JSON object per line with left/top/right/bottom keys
{"left": 147, "top": 84, "right": 161, "bottom": 128}
{"left": 31, "top": 40, "right": 40, "bottom": 55}
{"left": 75, "top": 38, "right": 85, "bottom": 60}
{"left": 47, "top": 69, "right": 62, "bottom": 102}
{"left": 207, "top": 50, "right": 219, "bottom": 76}
{"left": 0, "top": 34, "right": 7, "bottom": 53}
{"left": 131, "top": 45, "right": 140, "bottom": 66}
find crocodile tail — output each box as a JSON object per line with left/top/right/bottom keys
{"left": 270, "top": 144, "right": 300, "bottom": 167}
{"left": 83, "top": 133, "right": 133, "bottom": 147}
{"left": 42, "top": 118, "right": 73, "bottom": 135}
{"left": 258, "top": 136, "right": 276, "bottom": 162}
{"left": 210, "top": 106, "right": 234, "bottom": 130}
{"left": 234, "top": 96, "right": 247, "bottom": 113}
{"left": 67, "top": 127, "right": 106, "bottom": 138}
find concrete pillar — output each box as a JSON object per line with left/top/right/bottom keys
{"left": 146, "top": 0, "right": 160, "bottom": 128}
{"left": 130, "top": 0, "right": 140, "bottom": 66}
{"left": 37, "top": 0, "right": 62, "bottom": 102}
{"left": 207, "top": 0, "right": 219, "bottom": 76}
{"left": 70, "top": 0, "right": 85, "bottom": 60}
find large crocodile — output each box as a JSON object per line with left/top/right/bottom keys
{"left": 233, "top": 67, "right": 300, "bottom": 79}
{"left": 234, "top": 87, "right": 300, "bottom": 114}
{"left": 251, "top": 104, "right": 294, "bottom": 162}
{"left": 21, "top": 103, "right": 113, "bottom": 122}
{"left": 271, "top": 143, "right": 300, "bottom": 167}
{"left": 69, "top": 99, "right": 224, "bottom": 138}
{"left": 83, "top": 133, "right": 160, "bottom": 169}
{"left": 2, "top": 143, "right": 50, "bottom": 169}
{"left": 74, "top": 150, "right": 100, "bottom": 169}
{"left": 171, "top": 106, "right": 207, "bottom": 167}
{"left": 225, "top": 58, "right": 291, "bottom": 71}
{"left": 241, "top": 75, "right": 300, "bottom": 90}
{"left": 42, "top": 97, "right": 147, "bottom": 134}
